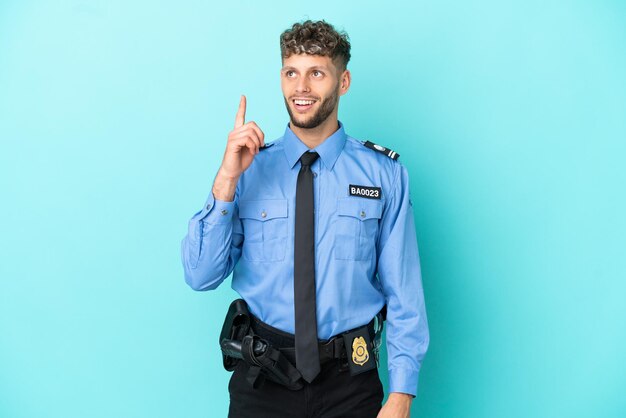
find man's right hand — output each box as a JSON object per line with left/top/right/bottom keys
{"left": 213, "top": 95, "right": 265, "bottom": 201}
{"left": 219, "top": 95, "right": 265, "bottom": 179}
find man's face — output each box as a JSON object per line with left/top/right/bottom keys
{"left": 281, "top": 54, "right": 349, "bottom": 129}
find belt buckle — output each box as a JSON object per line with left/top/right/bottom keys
{"left": 327, "top": 336, "right": 349, "bottom": 372}
{"left": 319, "top": 337, "right": 336, "bottom": 362}
{"left": 337, "top": 341, "right": 350, "bottom": 372}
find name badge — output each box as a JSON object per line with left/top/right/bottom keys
{"left": 349, "top": 184, "right": 382, "bottom": 200}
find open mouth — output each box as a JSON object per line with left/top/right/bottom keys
{"left": 292, "top": 98, "right": 317, "bottom": 112}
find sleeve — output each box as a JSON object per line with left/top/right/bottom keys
{"left": 376, "top": 163, "right": 430, "bottom": 397}
{"left": 180, "top": 186, "right": 244, "bottom": 291}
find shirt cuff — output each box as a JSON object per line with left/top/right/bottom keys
{"left": 388, "top": 368, "right": 420, "bottom": 397}
{"left": 198, "top": 194, "right": 235, "bottom": 224}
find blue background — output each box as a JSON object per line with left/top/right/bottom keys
{"left": 1, "top": 1, "right": 625, "bottom": 417}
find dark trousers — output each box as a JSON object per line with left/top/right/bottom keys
{"left": 228, "top": 359, "right": 383, "bottom": 418}
{"left": 227, "top": 317, "right": 384, "bottom": 418}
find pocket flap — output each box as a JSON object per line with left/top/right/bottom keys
{"left": 337, "top": 198, "right": 383, "bottom": 221}
{"left": 239, "top": 199, "right": 288, "bottom": 221}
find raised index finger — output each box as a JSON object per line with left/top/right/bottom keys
{"left": 234, "top": 95, "right": 246, "bottom": 128}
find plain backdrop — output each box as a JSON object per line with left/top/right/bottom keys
{"left": 1, "top": 1, "right": 625, "bottom": 417}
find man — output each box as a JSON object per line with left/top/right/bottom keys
{"left": 181, "top": 20, "right": 429, "bottom": 418}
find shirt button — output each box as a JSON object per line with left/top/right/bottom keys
{"left": 206, "top": 204, "right": 212, "bottom": 210}
{"left": 360, "top": 211, "right": 366, "bottom": 218}
{"left": 313, "top": 172, "right": 317, "bottom": 177}
{"left": 261, "top": 211, "right": 267, "bottom": 218}
{"left": 221, "top": 209, "right": 228, "bottom": 215}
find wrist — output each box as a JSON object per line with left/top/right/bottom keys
{"left": 387, "top": 392, "right": 413, "bottom": 404}
{"left": 216, "top": 167, "right": 241, "bottom": 181}
{"left": 213, "top": 169, "right": 240, "bottom": 202}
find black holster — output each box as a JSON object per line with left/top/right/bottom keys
{"left": 219, "top": 299, "right": 304, "bottom": 390}
{"left": 219, "top": 299, "right": 252, "bottom": 371}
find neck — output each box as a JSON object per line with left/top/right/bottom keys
{"left": 290, "top": 113, "right": 339, "bottom": 149}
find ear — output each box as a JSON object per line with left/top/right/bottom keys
{"left": 339, "top": 69, "right": 351, "bottom": 96}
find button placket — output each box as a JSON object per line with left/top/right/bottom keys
{"left": 313, "top": 168, "right": 320, "bottom": 236}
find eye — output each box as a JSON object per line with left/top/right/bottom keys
{"left": 285, "top": 70, "right": 296, "bottom": 78}
{"left": 312, "top": 70, "right": 323, "bottom": 78}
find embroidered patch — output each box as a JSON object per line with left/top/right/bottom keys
{"left": 349, "top": 184, "right": 382, "bottom": 199}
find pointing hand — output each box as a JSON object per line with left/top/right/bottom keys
{"left": 219, "top": 95, "right": 266, "bottom": 179}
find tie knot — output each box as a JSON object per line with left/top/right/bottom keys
{"left": 299, "top": 151, "right": 319, "bottom": 167}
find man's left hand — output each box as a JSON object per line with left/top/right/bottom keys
{"left": 377, "top": 392, "right": 413, "bottom": 418}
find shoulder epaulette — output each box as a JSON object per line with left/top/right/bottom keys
{"left": 362, "top": 140, "right": 399, "bottom": 160}
{"left": 259, "top": 142, "right": 275, "bottom": 150}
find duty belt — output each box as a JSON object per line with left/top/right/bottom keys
{"left": 219, "top": 299, "right": 385, "bottom": 390}
{"left": 249, "top": 313, "right": 378, "bottom": 367}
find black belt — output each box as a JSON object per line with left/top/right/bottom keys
{"left": 250, "top": 314, "right": 377, "bottom": 365}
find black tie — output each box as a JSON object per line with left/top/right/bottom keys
{"left": 294, "top": 151, "right": 321, "bottom": 383}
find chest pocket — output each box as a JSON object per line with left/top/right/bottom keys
{"left": 334, "top": 198, "right": 383, "bottom": 261}
{"left": 239, "top": 199, "right": 289, "bottom": 262}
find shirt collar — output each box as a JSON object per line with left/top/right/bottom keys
{"left": 283, "top": 120, "right": 347, "bottom": 171}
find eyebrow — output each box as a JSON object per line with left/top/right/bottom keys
{"left": 281, "top": 65, "right": 329, "bottom": 72}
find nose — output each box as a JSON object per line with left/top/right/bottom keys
{"left": 295, "top": 76, "right": 310, "bottom": 94}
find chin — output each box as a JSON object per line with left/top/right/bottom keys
{"left": 294, "top": 114, "right": 313, "bottom": 125}
{"left": 291, "top": 115, "right": 323, "bottom": 130}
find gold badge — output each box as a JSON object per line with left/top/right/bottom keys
{"left": 352, "top": 336, "right": 369, "bottom": 366}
